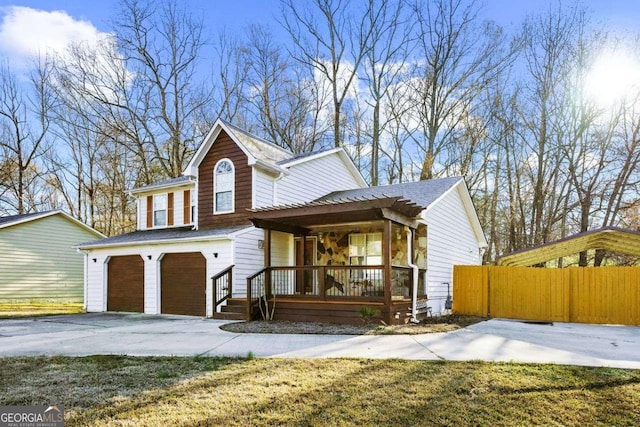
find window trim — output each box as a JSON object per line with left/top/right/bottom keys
{"left": 349, "top": 232, "right": 382, "bottom": 266}
{"left": 190, "top": 189, "right": 197, "bottom": 224}
{"left": 152, "top": 193, "right": 168, "bottom": 227}
{"left": 214, "top": 158, "right": 235, "bottom": 214}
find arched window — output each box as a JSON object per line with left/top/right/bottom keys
{"left": 214, "top": 159, "right": 234, "bottom": 213}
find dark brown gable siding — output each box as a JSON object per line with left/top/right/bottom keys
{"left": 198, "top": 130, "right": 253, "bottom": 229}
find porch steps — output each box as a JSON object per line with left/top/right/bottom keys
{"left": 213, "top": 298, "right": 249, "bottom": 321}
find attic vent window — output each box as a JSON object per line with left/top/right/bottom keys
{"left": 214, "top": 159, "right": 234, "bottom": 214}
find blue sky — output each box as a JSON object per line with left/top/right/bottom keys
{"left": 0, "top": 0, "right": 638, "bottom": 72}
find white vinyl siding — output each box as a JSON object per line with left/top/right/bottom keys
{"left": 276, "top": 152, "right": 364, "bottom": 205}
{"left": 174, "top": 191, "right": 184, "bottom": 226}
{"left": 0, "top": 215, "right": 102, "bottom": 302}
{"left": 423, "top": 184, "right": 483, "bottom": 314}
{"left": 233, "top": 227, "right": 266, "bottom": 297}
{"left": 139, "top": 184, "right": 195, "bottom": 230}
{"left": 253, "top": 170, "right": 275, "bottom": 208}
{"left": 140, "top": 196, "right": 148, "bottom": 230}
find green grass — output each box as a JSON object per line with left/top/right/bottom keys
{"left": 0, "top": 302, "right": 84, "bottom": 318}
{"left": 0, "top": 356, "right": 638, "bottom": 426}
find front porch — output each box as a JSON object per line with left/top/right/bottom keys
{"left": 239, "top": 195, "right": 430, "bottom": 325}
{"left": 245, "top": 264, "right": 426, "bottom": 324}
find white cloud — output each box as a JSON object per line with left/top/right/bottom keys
{"left": 0, "top": 6, "right": 111, "bottom": 69}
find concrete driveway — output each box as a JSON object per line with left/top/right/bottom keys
{"left": 0, "top": 313, "right": 638, "bottom": 369}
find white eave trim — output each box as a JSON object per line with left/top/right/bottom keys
{"left": 185, "top": 119, "right": 262, "bottom": 176}
{"left": 252, "top": 158, "right": 286, "bottom": 175}
{"left": 129, "top": 178, "right": 196, "bottom": 195}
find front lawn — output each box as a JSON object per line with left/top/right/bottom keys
{"left": 1, "top": 356, "right": 638, "bottom": 426}
{"left": 0, "top": 302, "right": 84, "bottom": 318}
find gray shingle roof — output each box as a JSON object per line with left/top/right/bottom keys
{"left": 0, "top": 211, "right": 48, "bottom": 227}
{"left": 316, "top": 176, "right": 463, "bottom": 208}
{"left": 77, "top": 225, "right": 251, "bottom": 248}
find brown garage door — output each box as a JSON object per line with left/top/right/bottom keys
{"left": 161, "top": 252, "right": 206, "bottom": 316}
{"left": 107, "top": 255, "right": 144, "bottom": 312}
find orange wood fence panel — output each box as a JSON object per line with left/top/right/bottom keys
{"left": 453, "top": 266, "right": 640, "bottom": 326}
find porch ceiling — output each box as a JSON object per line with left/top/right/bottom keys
{"left": 497, "top": 227, "right": 640, "bottom": 266}
{"left": 249, "top": 196, "right": 424, "bottom": 234}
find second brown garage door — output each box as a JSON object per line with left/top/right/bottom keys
{"left": 160, "top": 252, "right": 206, "bottom": 316}
{"left": 107, "top": 255, "right": 144, "bottom": 312}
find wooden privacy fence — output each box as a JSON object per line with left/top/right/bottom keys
{"left": 453, "top": 265, "right": 640, "bottom": 326}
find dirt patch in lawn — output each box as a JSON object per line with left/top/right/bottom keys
{"left": 220, "top": 314, "right": 487, "bottom": 335}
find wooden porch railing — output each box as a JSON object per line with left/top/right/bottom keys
{"left": 247, "top": 265, "right": 426, "bottom": 302}
{"left": 246, "top": 267, "right": 268, "bottom": 319}
{"left": 212, "top": 265, "right": 234, "bottom": 313}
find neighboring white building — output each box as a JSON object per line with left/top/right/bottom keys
{"left": 78, "top": 119, "right": 487, "bottom": 322}
{"left": 0, "top": 210, "right": 104, "bottom": 303}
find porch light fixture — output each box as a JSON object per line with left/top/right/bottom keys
{"left": 147, "top": 255, "right": 152, "bottom": 260}
{"left": 257, "top": 240, "right": 264, "bottom": 249}
{"left": 213, "top": 252, "right": 218, "bottom": 258}
{"left": 92, "top": 258, "right": 97, "bottom": 263}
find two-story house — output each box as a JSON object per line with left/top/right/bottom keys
{"left": 79, "top": 119, "right": 487, "bottom": 324}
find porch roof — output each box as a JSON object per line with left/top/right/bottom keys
{"left": 249, "top": 196, "right": 424, "bottom": 234}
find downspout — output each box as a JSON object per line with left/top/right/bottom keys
{"left": 405, "top": 227, "right": 419, "bottom": 323}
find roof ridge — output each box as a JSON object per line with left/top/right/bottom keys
{"left": 219, "top": 119, "right": 293, "bottom": 155}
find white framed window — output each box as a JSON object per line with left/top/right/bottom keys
{"left": 214, "top": 159, "right": 234, "bottom": 213}
{"left": 349, "top": 232, "right": 382, "bottom": 265}
{"left": 153, "top": 194, "right": 167, "bottom": 227}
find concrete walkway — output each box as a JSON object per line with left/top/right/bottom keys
{"left": 0, "top": 314, "right": 638, "bottom": 369}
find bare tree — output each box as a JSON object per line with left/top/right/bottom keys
{"left": 244, "top": 25, "right": 328, "bottom": 153}
{"left": 0, "top": 61, "right": 52, "bottom": 214}
{"left": 280, "top": 0, "right": 377, "bottom": 148}
{"left": 360, "top": 0, "right": 412, "bottom": 185}
{"left": 112, "top": 0, "right": 211, "bottom": 179}
{"left": 209, "top": 28, "right": 251, "bottom": 126}
{"left": 516, "top": 3, "right": 587, "bottom": 245}
{"left": 408, "top": 0, "right": 512, "bottom": 181}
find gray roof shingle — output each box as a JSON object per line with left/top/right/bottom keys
{"left": 77, "top": 225, "right": 251, "bottom": 248}
{"left": 316, "top": 176, "right": 463, "bottom": 208}
{"left": 0, "top": 211, "right": 49, "bottom": 227}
